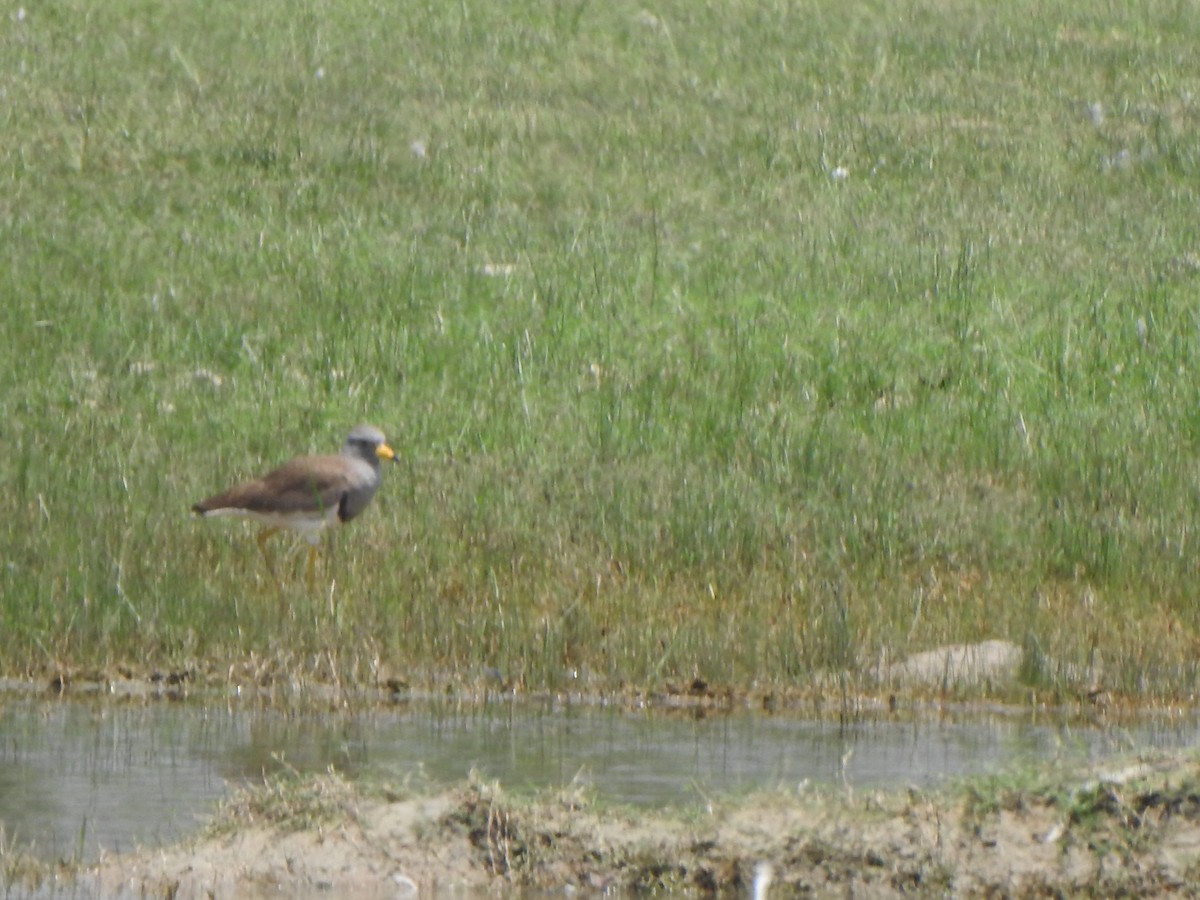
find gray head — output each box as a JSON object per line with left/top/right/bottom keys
{"left": 334, "top": 425, "right": 397, "bottom": 523}
{"left": 341, "top": 424, "right": 396, "bottom": 466}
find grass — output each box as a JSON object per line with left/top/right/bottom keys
{"left": 4, "top": 0, "right": 1200, "bottom": 701}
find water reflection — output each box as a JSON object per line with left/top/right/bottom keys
{"left": 0, "top": 697, "right": 1190, "bottom": 862}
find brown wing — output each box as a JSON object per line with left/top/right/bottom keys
{"left": 193, "top": 454, "right": 355, "bottom": 516}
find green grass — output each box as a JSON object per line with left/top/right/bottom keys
{"left": 4, "top": 0, "right": 1200, "bottom": 700}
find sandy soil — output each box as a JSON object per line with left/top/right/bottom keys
{"left": 34, "top": 754, "right": 1200, "bottom": 898}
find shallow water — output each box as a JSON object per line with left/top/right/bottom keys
{"left": 0, "top": 697, "right": 1195, "bottom": 862}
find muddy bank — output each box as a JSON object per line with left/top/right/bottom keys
{"left": 13, "top": 753, "right": 1197, "bottom": 898}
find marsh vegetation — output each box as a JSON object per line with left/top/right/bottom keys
{"left": 4, "top": 0, "right": 1200, "bottom": 703}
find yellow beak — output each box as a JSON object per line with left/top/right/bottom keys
{"left": 376, "top": 442, "right": 397, "bottom": 462}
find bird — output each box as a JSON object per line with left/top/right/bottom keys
{"left": 192, "top": 424, "right": 398, "bottom": 587}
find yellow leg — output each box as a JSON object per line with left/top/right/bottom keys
{"left": 256, "top": 527, "right": 281, "bottom": 583}
{"left": 306, "top": 545, "right": 319, "bottom": 592}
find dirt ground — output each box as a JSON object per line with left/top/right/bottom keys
{"left": 22, "top": 753, "right": 1197, "bottom": 898}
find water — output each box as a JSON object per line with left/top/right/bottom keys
{"left": 0, "top": 697, "right": 1194, "bottom": 862}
